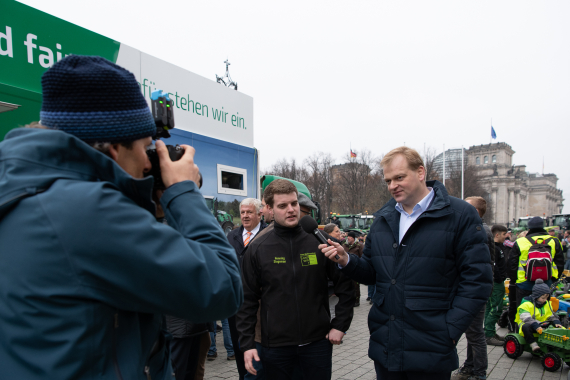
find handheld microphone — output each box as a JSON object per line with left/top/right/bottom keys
{"left": 299, "top": 215, "right": 340, "bottom": 260}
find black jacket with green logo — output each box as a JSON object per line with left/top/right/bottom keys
{"left": 236, "top": 221, "right": 354, "bottom": 351}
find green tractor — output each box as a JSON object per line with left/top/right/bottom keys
{"left": 504, "top": 327, "right": 570, "bottom": 372}
{"left": 512, "top": 216, "right": 533, "bottom": 236}
{"left": 204, "top": 196, "right": 234, "bottom": 236}
{"left": 513, "top": 216, "right": 559, "bottom": 236}
{"left": 260, "top": 175, "right": 321, "bottom": 224}
{"left": 329, "top": 213, "right": 374, "bottom": 235}
{"left": 553, "top": 214, "right": 570, "bottom": 233}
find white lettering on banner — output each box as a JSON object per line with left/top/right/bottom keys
{"left": 0, "top": 27, "right": 69, "bottom": 67}
{"left": 24, "top": 33, "right": 36, "bottom": 64}
{"left": 116, "top": 44, "right": 254, "bottom": 148}
{"left": 0, "top": 26, "right": 13, "bottom": 57}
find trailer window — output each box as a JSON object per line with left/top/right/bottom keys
{"left": 217, "top": 164, "right": 247, "bottom": 196}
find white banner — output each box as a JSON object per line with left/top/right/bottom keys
{"left": 116, "top": 44, "right": 254, "bottom": 148}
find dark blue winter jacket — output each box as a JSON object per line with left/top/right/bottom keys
{"left": 0, "top": 128, "right": 243, "bottom": 379}
{"left": 341, "top": 181, "right": 492, "bottom": 373}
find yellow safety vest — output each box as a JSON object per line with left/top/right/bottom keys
{"left": 516, "top": 235, "right": 558, "bottom": 284}
{"left": 515, "top": 299, "right": 556, "bottom": 334}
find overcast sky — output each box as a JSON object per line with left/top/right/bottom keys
{"left": 18, "top": 0, "right": 570, "bottom": 212}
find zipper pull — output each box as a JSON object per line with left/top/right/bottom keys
{"left": 114, "top": 313, "right": 118, "bottom": 328}
{"left": 144, "top": 366, "right": 151, "bottom": 380}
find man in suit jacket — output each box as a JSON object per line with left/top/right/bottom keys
{"left": 227, "top": 198, "right": 268, "bottom": 380}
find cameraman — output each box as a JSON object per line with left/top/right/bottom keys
{"left": 0, "top": 56, "right": 243, "bottom": 379}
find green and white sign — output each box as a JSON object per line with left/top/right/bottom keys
{"left": 0, "top": 0, "right": 254, "bottom": 147}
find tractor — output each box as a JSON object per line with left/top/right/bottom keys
{"left": 329, "top": 213, "right": 374, "bottom": 235}
{"left": 504, "top": 326, "right": 570, "bottom": 372}
{"left": 204, "top": 196, "right": 234, "bottom": 236}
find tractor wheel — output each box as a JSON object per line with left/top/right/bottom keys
{"left": 503, "top": 335, "right": 523, "bottom": 359}
{"left": 222, "top": 222, "right": 233, "bottom": 236}
{"left": 542, "top": 353, "right": 562, "bottom": 372}
{"left": 498, "top": 310, "right": 509, "bottom": 328}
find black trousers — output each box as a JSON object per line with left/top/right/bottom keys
{"left": 516, "top": 288, "right": 532, "bottom": 309}
{"left": 262, "top": 338, "right": 332, "bottom": 380}
{"left": 170, "top": 332, "right": 207, "bottom": 380}
{"left": 374, "top": 362, "right": 451, "bottom": 380}
{"left": 520, "top": 321, "right": 553, "bottom": 344}
{"left": 228, "top": 314, "right": 247, "bottom": 380}
{"left": 463, "top": 305, "right": 487, "bottom": 377}
{"left": 521, "top": 323, "right": 539, "bottom": 344}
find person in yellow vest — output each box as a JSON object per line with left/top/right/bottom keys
{"left": 509, "top": 217, "right": 563, "bottom": 308}
{"left": 515, "top": 279, "right": 563, "bottom": 352}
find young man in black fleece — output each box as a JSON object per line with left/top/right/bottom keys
{"left": 484, "top": 225, "right": 508, "bottom": 346}
{"left": 237, "top": 179, "right": 354, "bottom": 380}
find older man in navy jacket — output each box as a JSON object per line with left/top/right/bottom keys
{"left": 321, "top": 146, "right": 492, "bottom": 380}
{"left": 227, "top": 198, "right": 268, "bottom": 380}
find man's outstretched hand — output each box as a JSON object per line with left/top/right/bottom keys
{"left": 319, "top": 239, "right": 348, "bottom": 267}
{"left": 244, "top": 349, "right": 260, "bottom": 375}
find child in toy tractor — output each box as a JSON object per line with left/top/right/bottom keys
{"left": 516, "top": 279, "right": 563, "bottom": 352}
{"left": 504, "top": 279, "right": 570, "bottom": 372}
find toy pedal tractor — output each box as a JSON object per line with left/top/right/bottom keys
{"left": 504, "top": 326, "right": 570, "bottom": 372}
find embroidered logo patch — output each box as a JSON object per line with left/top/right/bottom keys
{"left": 300, "top": 253, "right": 318, "bottom": 266}
{"left": 274, "top": 257, "right": 286, "bottom": 264}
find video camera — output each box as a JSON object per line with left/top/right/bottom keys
{"left": 146, "top": 90, "right": 185, "bottom": 189}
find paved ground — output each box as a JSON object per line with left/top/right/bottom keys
{"left": 204, "top": 285, "right": 570, "bottom": 379}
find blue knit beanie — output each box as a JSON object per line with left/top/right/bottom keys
{"left": 40, "top": 55, "right": 156, "bottom": 143}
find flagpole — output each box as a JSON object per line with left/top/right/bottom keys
{"left": 490, "top": 118, "right": 492, "bottom": 144}
{"left": 461, "top": 146, "right": 464, "bottom": 199}
{"left": 443, "top": 144, "right": 445, "bottom": 186}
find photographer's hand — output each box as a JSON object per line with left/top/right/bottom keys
{"left": 155, "top": 140, "right": 200, "bottom": 188}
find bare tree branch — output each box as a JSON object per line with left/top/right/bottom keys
{"left": 303, "top": 153, "right": 335, "bottom": 218}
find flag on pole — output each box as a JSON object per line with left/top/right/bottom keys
{"left": 350, "top": 149, "right": 357, "bottom": 158}
{"left": 491, "top": 126, "right": 497, "bottom": 140}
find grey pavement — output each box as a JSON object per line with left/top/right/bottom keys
{"left": 203, "top": 285, "right": 570, "bottom": 379}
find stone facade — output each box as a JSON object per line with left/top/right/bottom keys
{"left": 436, "top": 143, "right": 564, "bottom": 226}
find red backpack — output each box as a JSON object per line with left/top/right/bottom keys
{"left": 524, "top": 236, "right": 554, "bottom": 282}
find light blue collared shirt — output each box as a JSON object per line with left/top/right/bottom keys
{"left": 340, "top": 187, "right": 434, "bottom": 268}
{"left": 395, "top": 187, "right": 434, "bottom": 243}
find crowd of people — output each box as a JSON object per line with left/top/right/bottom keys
{"left": 0, "top": 55, "right": 567, "bottom": 380}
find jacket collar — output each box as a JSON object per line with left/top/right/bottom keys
{"left": 0, "top": 128, "right": 156, "bottom": 217}
{"left": 234, "top": 225, "right": 246, "bottom": 243}
{"left": 233, "top": 221, "right": 269, "bottom": 243}
{"left": 273, "top": 220, "right": 303, "bottom": 238}
{"left": 374, "top": 180, "right": 452, "bottom": 243}
{"left": 527, "top": 228, "right": 548, "bottom": 237}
